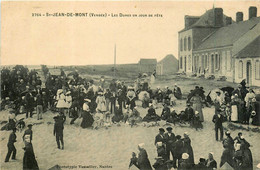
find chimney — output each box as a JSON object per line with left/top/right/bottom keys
{"left": 185, "top": 15, "right": 200, "bottom": 29}
{"left": 226, "top": 17, "right": 232, "bottom": 25}
{"left": 236, "top": 12, "right": 243, "bottom": 22}
{"left": 249, "top": 6, "right": 257, "bottom": 20}
{"left": 214, "top": 8, "right": 223, "bottom": 27}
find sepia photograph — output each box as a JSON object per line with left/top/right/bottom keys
{"left": 1, "top": 1, "right": 260, "bottom": 169}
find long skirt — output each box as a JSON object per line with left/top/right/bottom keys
{"left": 81, "top": 111, "right": 94, "bottom": 128}
{"left": 231, "top": 105, "right": 238, "bottom": 122}
{"left": 193, "top": 103, "right": 204, "bottom": 122}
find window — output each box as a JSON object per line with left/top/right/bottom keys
{"left": 180, "top": 57, "right": 183, "bottom": 69}
{"left": 226, "top": 51, "right": 231, "bottom": 71}
{"left": 180, "top": 38, "right": 183, "bottom": 51}
{"left": 184, "top": 37, "right": 187, "bottom": 51}
{"left": 256, "top": 60, "right": 260, "bottom": 79}
{"left": 188, "top": 37, "right": 191, "bottom": 51}
{"left": 238, "top": 60, "right": 243, "bottom": 78}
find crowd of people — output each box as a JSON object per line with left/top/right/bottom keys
{"left": 129, "top": 128, "right": 253, "bottom": 170}
{"left": 1, "top": 65, "right": 259, "bottom": 170}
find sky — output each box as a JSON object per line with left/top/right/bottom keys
{"left": 1, "top": 1, "right": 260, "bottom": 66}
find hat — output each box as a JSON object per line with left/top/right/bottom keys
{"left": 209, "top": 152, "right": 214, "bottom": 156}
{"left": 84, "top": 98, "right": 91, "bottom": 102}
{"left": 5, "top": 97, "right": 10, "bottom": 100}
{"left": 138, "top": 143, "right": 145, "bottom": 149}
{"left": 149, "top": 103, "right": 153, "bottom": 107}
{"left": 166, "top": 127, "right": 172, "bottom": 131}
{"left": 251, "top": 111, "right": 256, "bottom": 116}
{"left": 53, "top": 116, "right": 59, "bottom": 119}
{"left": 159, "top": 128, "right": 165, "bottom": 132}
{"left": 66, "top": 91, "right": 71, "bottom": 95}
{"left": 176, "top": 135, "right": 181, "bottom": 139}
{"left": 182, "top": 153, "right": 189, "bottom": 160}
{"left": 199, "top": 157, "right": 206, "bottom": 162}
{"left": 184, "top": 132, "right": 189, "bottom": 136}
{"left": 57, "top": 89, "right": 63, "bottom": 94}
{"left": 174, "top": 83, "right": 177, "bottom": 86}
{"left": 225, "top": 131, "right": 230, "bottom": 135}
{"left": 195, "top": 111, "right": 199, "bottom": 115}
{"left": 27, "top": 124, "right": 33, "bottom": 127}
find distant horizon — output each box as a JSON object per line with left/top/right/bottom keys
{"left": 1, "top": 1, "right": 259, "bottom": 65}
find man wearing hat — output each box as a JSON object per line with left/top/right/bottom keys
{"left": 212, "top": 109, "right": 224, "bottom": 141}
{"left": 23, "top": 124, "right": 33, "bottom": 143}
{"left": 25, "top": 90, "right": 35, "bottom": 118}
{"left": 155, "top": 128, "right": 166, "bottom": 146}
{"left": 53, "top": 116, "right": 64, "bottom": 150}
{"left": 5, "top": 128, "right": 17, "bottom": 162}
{"left": 185, "top": 103, "right": 195, "bottom": 123}
{"left": 194, "top": 157, "right": 207, "bottom": 169}
{"left": 164, "top": 127, "right": 176, "bottom": 164}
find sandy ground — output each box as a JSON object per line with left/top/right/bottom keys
{"left": 0, "top": 99, "right": 260, "bottom": 170}
{"left": 1, "top": 73, "right": 260, "bottom": 170}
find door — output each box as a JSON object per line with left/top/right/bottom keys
{"left": 246, "top": 61, "right": 252, "bottom": 86}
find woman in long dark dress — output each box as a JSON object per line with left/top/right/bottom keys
{"left": 137, "top": 143, "right": 153, "bottom": 170}
{"left": 182, "top": 133, "right": 194, "bottom": 166}
{"left": 23, "top": 142, "right": 39, "bottom": 170}
{"left": 81, "top": 99, "right": 94, "bottom": 128}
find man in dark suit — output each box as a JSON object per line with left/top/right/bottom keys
{"left": 212, "top": 109, "right": 224, "bottom": 141}
{"left": 5, "top": 128, "right": 17, "bottom": 162}
{"left": 155, "top": 128, "right": 165, "bottom": 145}
{"left": 164, "top": 127, "right": 176, "bottom": 163}
{"left": 54, "top": 116, "right": 64, "bottom": 150}
{"left": 185, "top": 103, "right": 195, "bottom": 122}
{"left": 25, "top": 91, "right": 35, "bottom": 118}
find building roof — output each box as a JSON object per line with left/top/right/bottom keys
{"left": 139, "top": 58, "right": 157, "bottom": 65}
{"left": 236, "top": 36, "right": 260, "bottom": 58}
{"left": 179, "top": 8, "right": 233, "bottom": 32}
{"left": 195, "top": 17, "right": 260, "bottom": 51}
{"left": 158, "top": 54, "right": 178, "bottom": 64}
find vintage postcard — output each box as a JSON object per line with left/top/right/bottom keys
{"left": 1, "top": 1, "right": 260, "bottom": 170}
